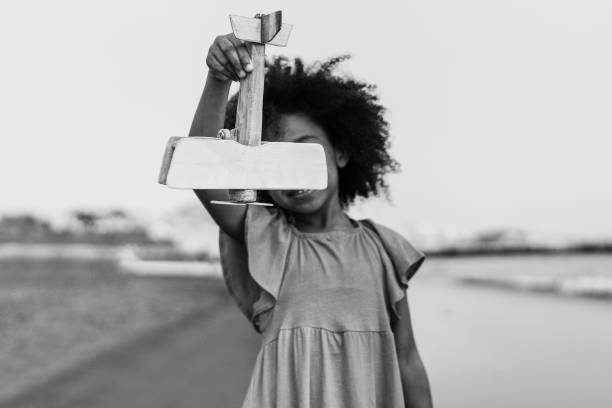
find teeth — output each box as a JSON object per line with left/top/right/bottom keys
{"left": 289, "top": 189, "right": 311, "bottom": 197}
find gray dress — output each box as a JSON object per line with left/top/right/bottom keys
{"left": 220, "top": 205, "right": 425, "bottom": 408}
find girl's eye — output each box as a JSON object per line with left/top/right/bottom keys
{"left": 299, "top": 136, "right": 320, "bottom": 144}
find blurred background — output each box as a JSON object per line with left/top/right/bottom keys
{"left": 1, "top": 0, "right": 611, "bottom": 407}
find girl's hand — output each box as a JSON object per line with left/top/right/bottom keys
{"left": 206, "top": 33, "right": 253, "bottom": 82}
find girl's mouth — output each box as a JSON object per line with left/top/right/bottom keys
{"left": 286, "top": 189, "right": 313, "bottom": 199}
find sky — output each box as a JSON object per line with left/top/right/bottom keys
{"left": 1, "top": 0, "right": 611, "bottom": 242}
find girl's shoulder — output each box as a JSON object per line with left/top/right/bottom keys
{"left": 358, "top": 219, "right": 426, "bottom": 321}
{"left": 358, "top": 219, "right": 426, "bottom": 283}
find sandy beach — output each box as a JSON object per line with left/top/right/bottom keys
{"left": 2, "top": 256, "right": 611, "bottom": 408}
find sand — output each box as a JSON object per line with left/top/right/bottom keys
{"left": 0, "top": 259, "right": 226, "bottom": 402}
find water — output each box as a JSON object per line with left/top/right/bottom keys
{"left": 425, "top": 254, "right": 612, "bottom": 299}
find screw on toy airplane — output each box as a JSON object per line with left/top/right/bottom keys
{"left": 158, "top": 11, "right": 328, "bottom": 205}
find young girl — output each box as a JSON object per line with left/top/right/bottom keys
{"left": 190, "top": 33, "right": 433, "bottom": 408}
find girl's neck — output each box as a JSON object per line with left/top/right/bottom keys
{"left": 289, "top": 196, "right": 353, "bottom": 233}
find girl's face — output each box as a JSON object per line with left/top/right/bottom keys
{"left": 264, "top": 113, "right": 348, "bottom": 214}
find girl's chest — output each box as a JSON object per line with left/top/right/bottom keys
{"left": 269, "top": 232, "right": 393, "bottom": 332}
{"left": 278, "top": 232, "right": 387, "bottom": 299}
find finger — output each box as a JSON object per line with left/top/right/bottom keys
{"left": 218, "top": 37, "right": 246, "bottom": 78}
{"left": 210, "top": 47, "right": 240, "bottom": 81}
{"left": 227, "top": 35, "right": 253, "bottom": 73}
{"left": 206, "top": 53, "right": 234, "bottom": 81}
{"left": 212, "top": 43, "right": 240, "bottom": 80}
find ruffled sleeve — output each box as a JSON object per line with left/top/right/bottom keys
{"left": 219, "top": 205, "right": 293, "bottom": 333}
{"left": 361, "top": 219, "right": 426, "bottom": 321}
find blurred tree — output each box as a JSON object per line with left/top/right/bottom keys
{"left": 73, "top": 211, "right": 99, "bottom": 231}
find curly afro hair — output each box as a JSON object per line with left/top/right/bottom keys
{"left": 224, "top": 55, "right": 399, "bottom": 207}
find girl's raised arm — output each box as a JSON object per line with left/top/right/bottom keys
{"left": 190, "top": 34, "right": 253, "bottom": 241}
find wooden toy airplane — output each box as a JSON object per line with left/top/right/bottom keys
{"left": 158, "top": 11, "right": 328, "bottom": 205}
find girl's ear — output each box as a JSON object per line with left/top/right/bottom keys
{"left": 335, "top": 149, "right": 349, "bottom": 169}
